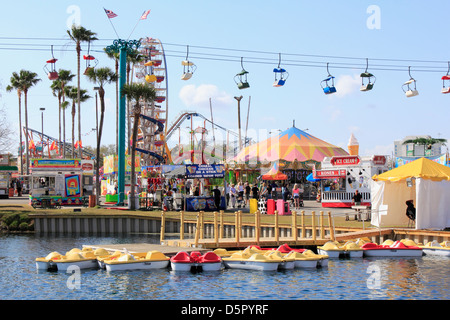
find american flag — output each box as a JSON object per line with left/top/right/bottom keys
{"left": 104, "top": 8, "right": 118, "bottom": 19}
{"left": 140, "top": 10, "right": 151, "bottom": 20}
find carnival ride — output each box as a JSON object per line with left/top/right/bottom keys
{"left": 402, "top": 66, "right": 419, "bottom": 98}
{"left": 43, "top": 46, "right": 59, "bottom": 81}
{"left": 21, "top": 127, "right": 95, "bottom": 159}
{"left": 134, "top": 37, "right": 170, "bottom": 166}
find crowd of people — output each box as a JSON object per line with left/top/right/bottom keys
{"left": 225, "top": 181, "right": 305, "bottom": 209}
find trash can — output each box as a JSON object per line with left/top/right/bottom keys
{"left": 267, "top": 199, "right": 275, "bottom": 215}
{"left": 89, "top": 195, "right": 96, "bottom": 207}
{"left": 127, "top": 195, "right": 140, "bottom": 209}
{"left": 249, "top": 198, "right": 258, "bottom": 214}
{"left": 8, "top": 188, "right": 14, "bottom": 197}
{"left": 276, "top": 199, "right": 291, "bottom": 215}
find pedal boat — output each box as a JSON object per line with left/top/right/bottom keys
{"left": 170, "top": 251, "right": 222, "bottom": 271}
{"left": 361, "top": 240, "right": 423, "bottom": 257}
{"left": 222, "top": 247, "right": 281, "bottom": 271}
{"left": 54, "top": 248, "right": 99, "bottom": 271}
{"left": 420, "top": 240, "right": 450, "bottom": 257}
{"left": 264, "top": 250, "right": 295, "bottom": 270}
{"left": 35, "top": 251, "right": 64, "bottom": 271}
{"left": 103, "top": 250, "right": 170, "bottom": 272}
{"left": 317, "top": 241, "right": 363, "bottom": 258}
{"left": 285, "top": 250, "right": 329, "bottom": 268}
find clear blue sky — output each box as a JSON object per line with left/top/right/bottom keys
{"left": 1, "top": 1, "right": 450, "bottom": 158}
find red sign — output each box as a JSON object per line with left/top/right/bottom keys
{"left": 315, "top": 169, "right": 347, "bottom": 179}
{"left": 372, "top": 155, "right": 386, "bottom": 165}
{"left": 330, "top": 156, "right": 360, "bottom": 166}
{"left": 82, "top": 163, "right": 94, "bottom": 171}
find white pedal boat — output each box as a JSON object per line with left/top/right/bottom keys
{"left": 35, "top": 251, "right": 63, "bottom": 271}
{"left": 317, "top": 241, "right": 364, "bottom": 258}
{"left": 264, "top": 251, "right": 295, "bottom": 270}
{"left": 170, "top": 251, "right": 222, "bottom": 272}
{"left": 285, "top": 250, "right": 329, "bottom": 268}
{"left": 222, "top": 247, "right": 281, "bottom": 271}
{"left": 54, "top": 248, "right": 99, "bottom": 271}
{"left": 361, "top": 240, "right": 423, "bottom": 257}
{"left": 103, "top": 250, "right": 170, "bottom": 272}
{"left": 420, "top": 241, "right": 450, "bottom": 257}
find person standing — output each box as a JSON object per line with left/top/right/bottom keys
{"left": 212, "top": 186, "right": 221, "bottom": 210}
{"left": 251, "top": 183, "right": 259, "bottom": 200}
{"left": 292, "top": 184, "right": 300, "bottom": 208}
{"left": 244, "top": 182, "right": 251, "bottom": 207}
{"left": 230, "top": 184, "right": 237, "bottom": 208}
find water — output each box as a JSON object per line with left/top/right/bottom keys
{"left": 0, "top": 233, "right": 449, "bottom": 300}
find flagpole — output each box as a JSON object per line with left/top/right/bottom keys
{"left": 104, "top": 8, "right": 120, "bottom": 38}
{"left": 127, "top": 16, "right": 142, "bottom": 41}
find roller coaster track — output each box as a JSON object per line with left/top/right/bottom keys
{"left": 23, "top": 127, "right": 95, "bottom": 159}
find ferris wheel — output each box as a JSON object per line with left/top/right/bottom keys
{"left": 134, "top": 37, "right": 170, "bottom": 166}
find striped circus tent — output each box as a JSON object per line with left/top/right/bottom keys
{"left": 234, "top": 126, "right": 348, "bottom": 164}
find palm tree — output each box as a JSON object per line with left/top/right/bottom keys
{"left": 65, "top": 86, "right": 91, "bottom": 158}
{"left": 403, "top": 137, "right": 447, "bottom": 154}
{"left": 6, "top": 73, "right": 24, "bottom": 175}
{"left": 67, "top": 25, "right": 97, "bottom": 158}
{"left": 12, "top": 70, "right": 41, "bottom": 175}
{"left": 125, "top": 49, "right": 145, "bottom": 154}
{"left": 61, "top": 100, "right": 70, "bottom": 158}
{"left": 104, "top": 48, "right": 120, "bottom": 154}
{"left": 51, "top": 69, "right": 75, "bottom": 157}
{"left": 85, "top": 67, "right": 118, "bottom": 205}
{"left": 121, "top": 83, "right": 156, "bottom": 209}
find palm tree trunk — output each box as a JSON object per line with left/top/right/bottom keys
{"left": 72, "top": 100, "right": 76, "bottom": 158}
{"left": 58, "top": 94, "right": 62, "bottom": 157}
{"left": 130, "top": 107, "right": 139, "bottom": 210}
{"left": 77, "top": 42, "right": 82, "bottom": 158}
{"left": 63, "top": 102, "right": 66, "bottom": 158}
{"left": 17, "top": 92, "right": 23, "bottom": 176}
{"left": 24, "top": 91, "right": 29, "bottom": 175}
{"left": 96, "top": 90, "right": 106, "bottom": 206}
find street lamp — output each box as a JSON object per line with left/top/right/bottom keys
{"left": 40, "top": 108, "right": 45, "bottom": 158}
{"left": 234, "top": 96, "right": 243, "bottom": 151}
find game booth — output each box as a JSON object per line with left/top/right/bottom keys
{"left": 256, "top": 163, "right": 292, "bottom": 215}
{"left": 315, "top": 155, "right": 390, "bottom": 208}
{"left": 184, "top": 164, "right": 226, "bottom": 211}
{"left": 29, "top": 159, "right": 94, "bottom": 208}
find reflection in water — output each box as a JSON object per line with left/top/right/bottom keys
{"left": 0, "top": 234, "right": 449, "bottom": 300}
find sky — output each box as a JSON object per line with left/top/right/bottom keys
{"left": 1, "top": 1, "right": 450, "bottom": 159}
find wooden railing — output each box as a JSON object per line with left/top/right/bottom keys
{"left": 160, "top": 210, "right": 336, "bottom": 247}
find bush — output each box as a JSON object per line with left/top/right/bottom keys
{"left": 19, "top": 222, "right": 29, "bottom": 231}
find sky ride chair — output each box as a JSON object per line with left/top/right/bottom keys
{"left": 360, "top": 58, "right": 376, "bottom": 91}
{"left": 43, "top": 45, "right": 58, "bottom": 80}
{"left": 181, "top": 45, "right": 197, "bottom": 80}
{"left": 235, "top": 57, "right": 250, "bottom": 89}
{"left": 320, "top": 63, "right": 337, "bottom": 94}
{"left": 83, "top": 41, "right": 98, "bottom": 75}
{"left": 402, "top": 66, "right": 419, "bottom": 98}
{"left": 441, "top": 62, "right": 450, "bottom": 94}
{"left": 273, "top": 53, "right": 289, "bottom": 87}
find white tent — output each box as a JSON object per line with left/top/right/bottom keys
{"left": 370, "top": 157, "right": 450, "bottom": 230}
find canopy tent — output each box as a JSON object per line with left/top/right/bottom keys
{"left": 371, "top": 157, "right": 450, "bottom": 230}
{"left": 234, "top": 126, "right": 348, "bottom": 165}
{"left": 261, "top": 162, "right": 287, "bottom": 180}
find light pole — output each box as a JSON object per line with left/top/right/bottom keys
{"left": 234, "top": 96, "right": 243, "bottom": 151}
{"left": 40, "top": 107, "right": 45, "bottom": 158}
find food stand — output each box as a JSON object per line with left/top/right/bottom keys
{"left": 0, "top": 154, "right": 17, "bottom": 199}
{"left": 29, "top": 159, "right": 93, "bottom": 207}
{"left": 185, "top": 164, "right": 226, "bottom": 211}
{"left": 315, "top": 155, "right": 390, "bottom": 208}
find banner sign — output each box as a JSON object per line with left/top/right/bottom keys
{"left": 330, "top": 156, "right": 360, "bottom": 166}
{"left": 31, "top": 159, "right": 81, "bottom": 170}
{"left": 314, "top": 169, "right": 347, "bottom": 179}
{"left": 395, "top": 154, "right": 448, "bottom": 167}
{"left": 185, "top": 164, "right": 225, "bottom": 178}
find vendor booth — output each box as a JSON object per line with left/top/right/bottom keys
{"left": 0, "top": 154, "right": 17, "bottom": 198}
{"left": 185, "top": 164, "right": 226, "bottom": 211}
{"left": 371, "top": 157, "right": 450, "bottom": 230}
{"left": 29, "top": 159, "right": 93, "bottom": 207}
{"left": 102, "top": 154, "right": 141, "bottom": 203}
{"left": 316, "top": 155, "right": 390, "bottom": 208}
